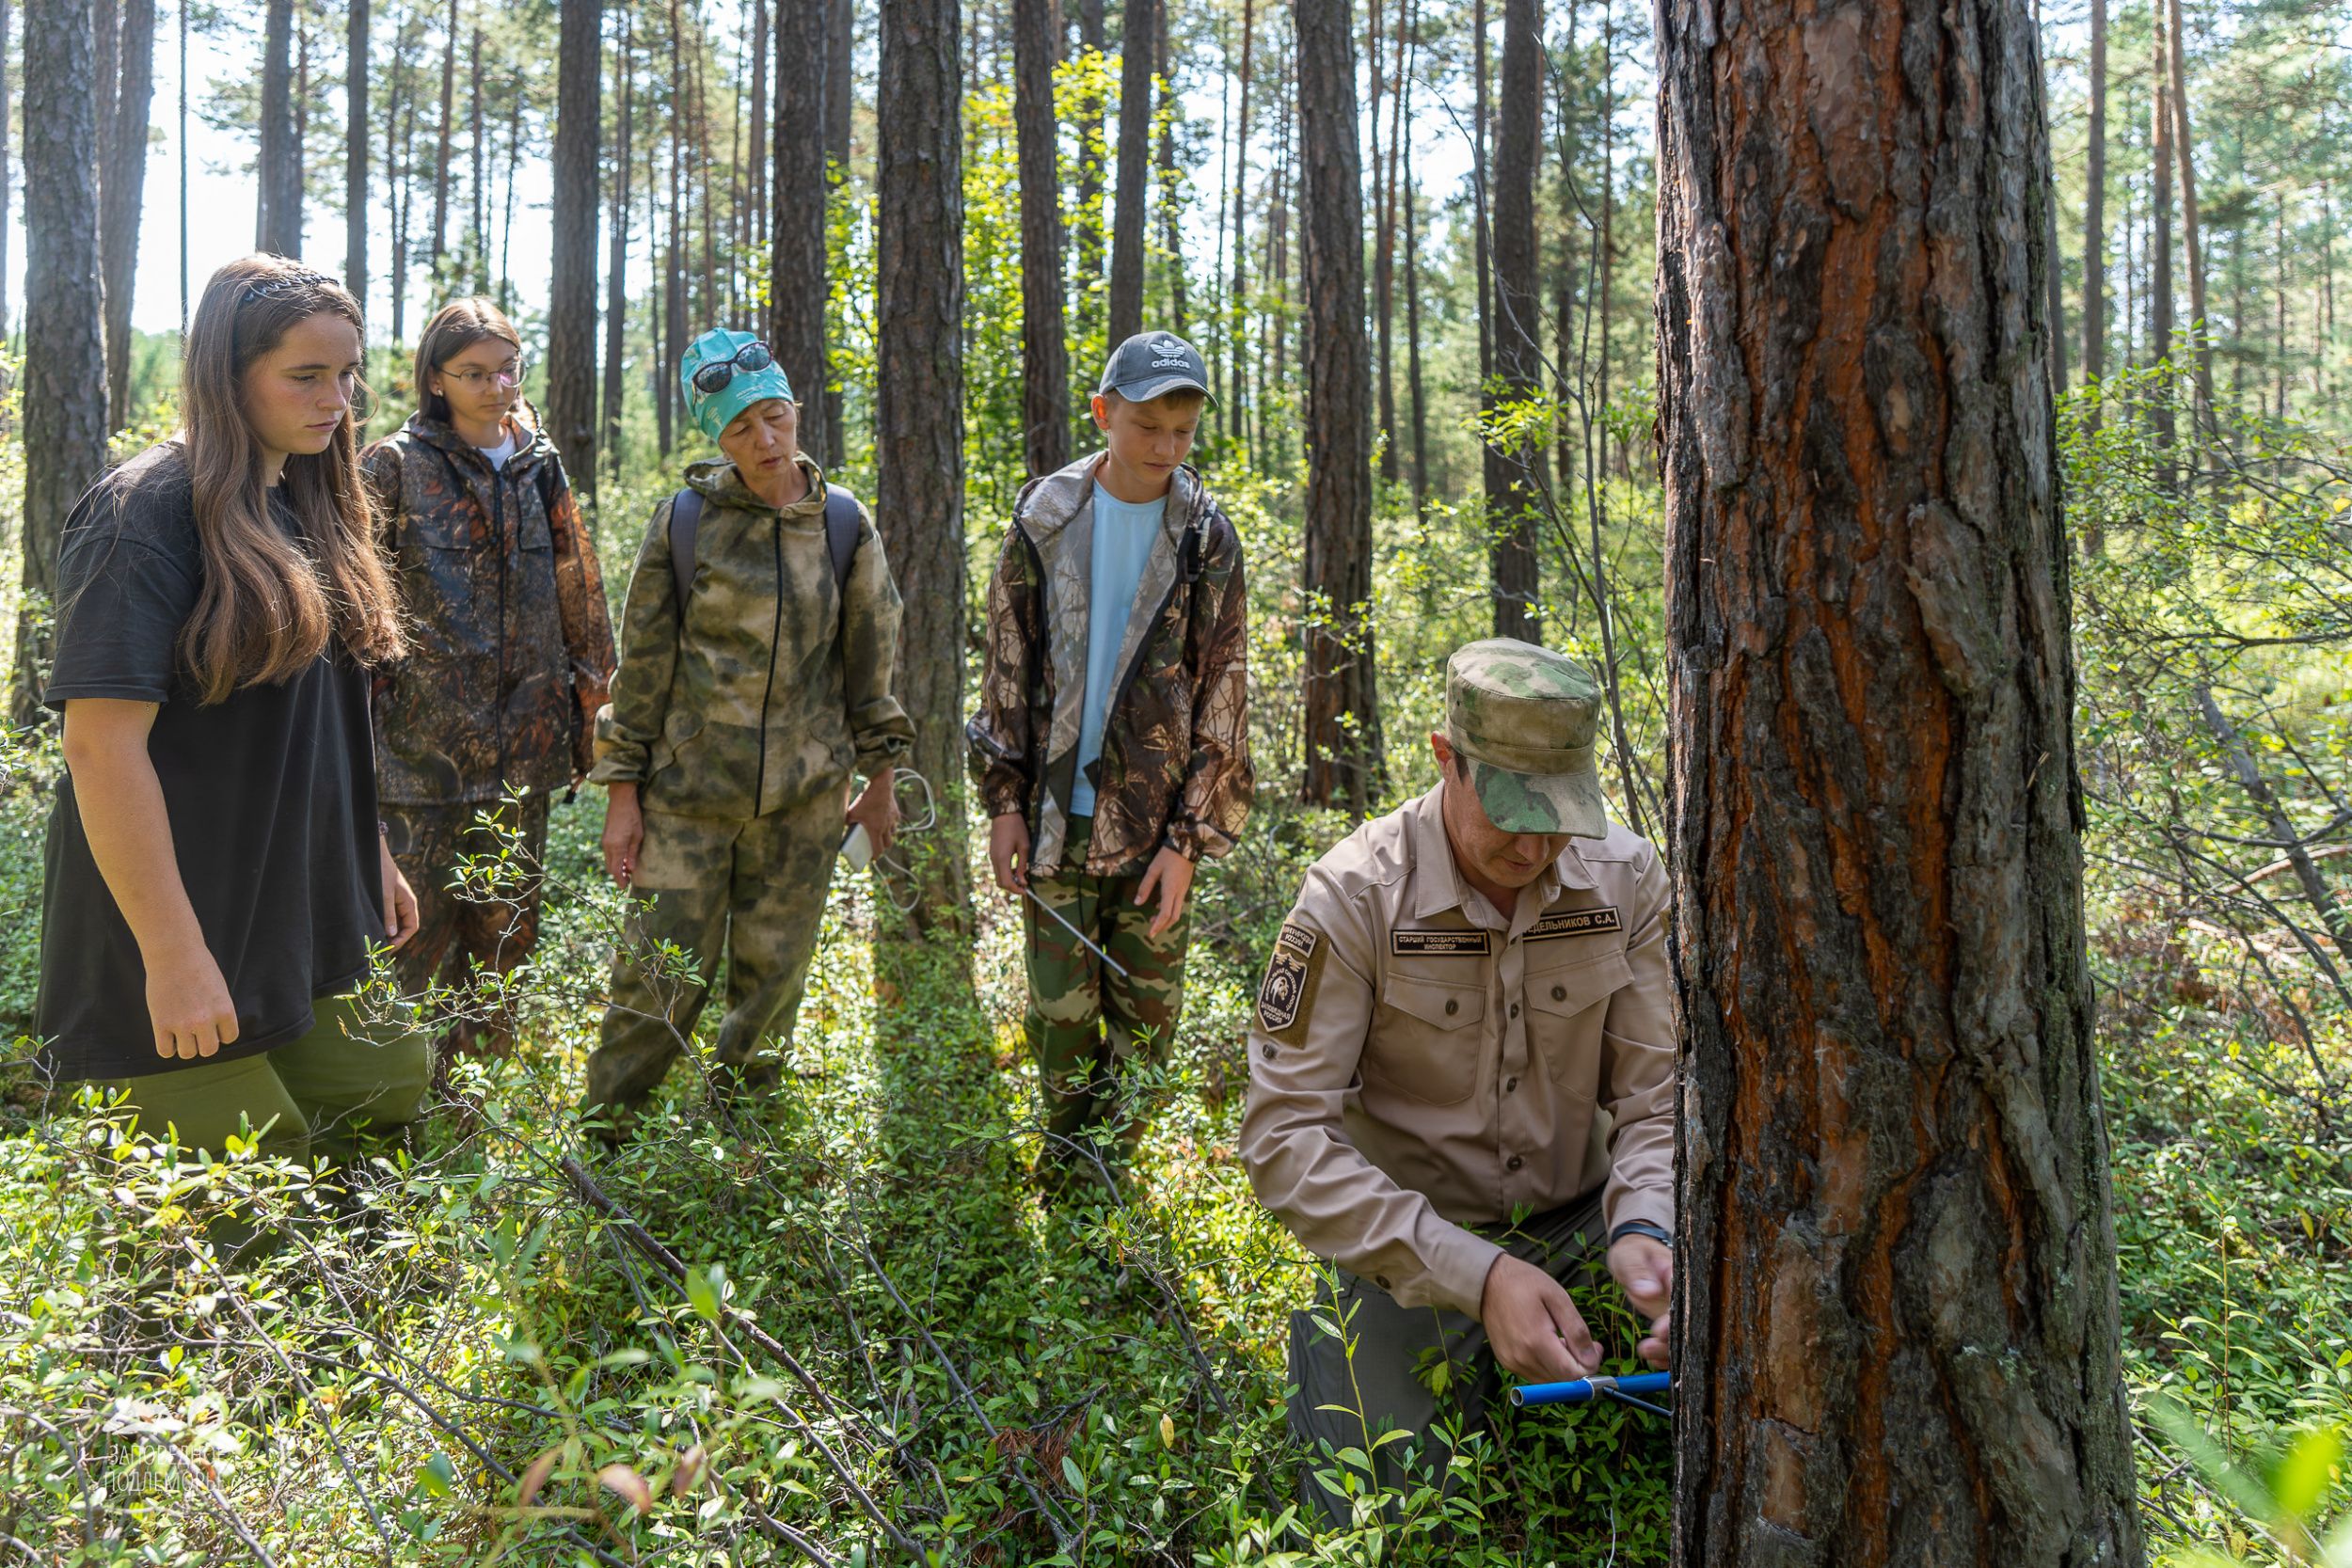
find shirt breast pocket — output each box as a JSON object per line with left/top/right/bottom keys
{"left": 1525, "top": 948, "right": 1632, "bottom": 1099}
{"left": 1362, "top": 973, "right": 1487, "bottom": 1107}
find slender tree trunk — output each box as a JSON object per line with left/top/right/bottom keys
{"left": 432, "top": 0, "right": 455, "bottom": 270}
{"left": 2164, "top": 0, "right": 2212, "bottom": 426}
{"left": 2274, "top": 195, "right": 2287, "bottom": 423}
{"left": 1553, "top": 0, "right": 1578, "bottom": 494}
{"left": 391, "top": 24, "right": 417, "bottom": 343}
{"left": 2151, "top": 25, "right": 2175, "bottom": 486}
{"left": 548, "top": 0, "right": 602, "bottom": 495}
{"left": 2082, "top": 0, "right": 2106, "bottom": 403}
{"left": 1295, "top": 0, "right": 1382, "bottom": 813}
{"left": 1375, "top": 0, "right": 1406, "bottom": 484}
{"left": 1107, "top": 0, "right": 1155, "bottom": 342}
{"left": 17, "top": 0, "right": 109, "bottom": 726}
{"left": 469, "top": 24, "right": 485, "bottom": 291}
{"left": 1597, "top": 1, "right": 1613, "bottom": 475}
{"left": 747, "top": 0, "right": 766, "bottom": 256}
{"left": 823, "top": 0, "right": 850, "bottom": 454}
{"left": 1228, "top": 0, "right": 1254, "bottom": 443}
{"left": 1154, "top": 1, "right": 1185, "bottom": 333}
{"left": 345, "top": 0, "right": 369, "bottom": 314}
{"left": 693, "top": 23, "right": 716, "bottom": 333}
{"left": 257, "top": 0, "right": 300, "bottom": 254}
{"left": 605, "top": 18, "right": 635, "bottom": 478}
{"left": 2, "top": 0, "right": 15, "bottom": 339}
{"left": 1471, "top": 0, "right": 1489, "bottom": 386}
{"left": 661, "top": 132, "right": 683, "bottom": 456}
{"left": 1486, "top": 0, "right": 1539, "bottom": 639}
{"left": 100, "top": 0, "right": 152, "bottom": 431}
{"left": 1014, "top": 0, "right": 1070, "bottom": 476}
{"left": 771, "top": 0, "right": 830, "bottom": 466}
{"left": 877, "top": 0, "right": 972, "bottom": 936}
{"left": 1263, "top": 73, "right": 1291, "bottom": 463}
{"left": 1656, "top": 0, "right": 2146, "bottom": 1555}
{"left": 499, "top": 82, "right": 520, "bottom": 307}
{"left": 1404, "top": 68, "right": 1428, "bottom": 515}
{"left": 1074, "top": 0, "right": 1107, "bottom": 361}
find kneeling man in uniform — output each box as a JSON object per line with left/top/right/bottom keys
{"left": 1240, "top": 638, "right": 1674, "bottom": 1519}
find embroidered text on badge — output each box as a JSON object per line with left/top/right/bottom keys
{"left": 1528, "top": 907, "right": 1622, "bottom": 941}
{"left": 1391, "top": 929, "right": 1492, "bottom": 956}
{"left": 1259, "top": 924, "right": 1317, "bottom": 1031}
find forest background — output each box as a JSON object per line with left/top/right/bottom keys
{"left": 0, "top": 0, "right": 2347, "bottom": 1562}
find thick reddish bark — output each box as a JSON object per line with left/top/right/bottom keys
{"left": 771, "top": 0, "right": 831, "bottom": 465}
{"left": 1486, "top": 0, "right": 1539, "bottom": 639}
{"left": 1655, "top": 0, "right": 2145, "bottom": 1559}
{"left": 1013, "top": 0, "right": 1069, "bottom": 476}
{"left": 547, "top": 0, "right": 602, "bottom": 496}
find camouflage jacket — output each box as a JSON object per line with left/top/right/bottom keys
{"left": 362, "top": 409, "right": 616, "bottom": 803}
{"left": 968, "top": 453, "right": 1252, "bottom": 878}
{"left": 590, "top": 456, "right": 914, "bottom": 820}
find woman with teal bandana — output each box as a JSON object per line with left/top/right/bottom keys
{"left": 581, "top": 329, "right": 914, "bottom": 1133}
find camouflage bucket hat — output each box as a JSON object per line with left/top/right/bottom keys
{"left": 1445, "top": 638, "right": 1610, "bottom": 838}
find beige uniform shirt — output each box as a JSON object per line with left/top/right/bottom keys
{"left": 1239, "top": 784, "right": 1677, "bottom": 1317}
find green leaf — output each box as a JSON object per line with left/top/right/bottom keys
{"left": 1060, "top": 1455, "right": 1087, "bottom": 1497}
{"left": 417, "top": 1451, "right": 454, "bottom": 1498}
{"left": 2273, "top": 1424, "right": 2344, "bottom": 1526}
{"left": 684, "top": 1263, "right": 725, "bottom": 1323}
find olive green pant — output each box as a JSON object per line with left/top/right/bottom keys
{"left": 1024, "top": 815, "right": 1190, "bottom": 1173}
{"left": 1286, "top": 1191, "right": 1607, "bottom": 1528}
{"left": 87, "top": 994, "right": 432, "bottom": 1166}
{"left": 583, "top": 792, "right": 841, "bottom": 1124}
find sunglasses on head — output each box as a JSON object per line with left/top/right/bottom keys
{"left": 241, "top": 270, "right": 333, "bottom": 305}
{"left": 691, "top": 340, "right": 776, "bottom": 396}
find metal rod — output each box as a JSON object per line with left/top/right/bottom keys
{"left": 1021, "top": 885, "right": 1134, "bottom": 979}
{"left": 1508, "top": 1370, "right": 1673, "bottom": 1409}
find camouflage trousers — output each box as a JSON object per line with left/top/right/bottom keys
{"left": 383, "top": 795, "right": 551, "bottom": 1058}
{"left": 1025, "top": 815, "right": 1189, "bottom": 1173}
{"left": 583, "top": 790, "right": 840, "bottom": 1123}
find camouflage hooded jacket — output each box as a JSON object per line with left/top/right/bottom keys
{"left": 589, "top": 456, "right": 914, "bottom": 819}
{"left": 362, "top": 409, "right": 616, "bottom": 803}
{"left": 968, "top": 453, "right": 1252, "bottom": 879}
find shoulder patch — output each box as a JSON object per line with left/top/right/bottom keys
{"left": 1528, "top": 907, "right": 1622, "bottom": 942}
{"left": 1258, "top": 923, "right": 1320, "bottom": 1033}
{"left": 1391, "top": 928, "right": 1492, "bottom": 957}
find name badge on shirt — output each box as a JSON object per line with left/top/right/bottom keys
{"left": 1528, "top": 906, "right": 1621, "bottom": 941}
{"left": 1391, "top": 928, "right": 1491, "bottom": 957}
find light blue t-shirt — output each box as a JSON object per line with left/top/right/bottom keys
{"left": 1072, "top": 483, "right": 1168, "bottom": 816}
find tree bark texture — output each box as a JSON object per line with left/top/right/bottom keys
{"left": 1486, "top": 0, "right": 1540, "bottom": 639}
{"left": 824, "top": 0, "right": 851, "bottom": 451}
{"left": 1154, "top": 3, "right": 1184, "bottom": 334}
{"left": 257, "top": 0, "right": 299, "bottom": 254}
{"left": 605, "top": 21, "right": 634, "bottom": 476}
{"left": 2150, "top": 24, "right": 2174, "bottom": 482}
{"left": 0, "top": 0, "right": 12, "bottom": 337}
{"left": 431, "top": 0, "right": 455, "bottom": 267}
{"left": 547, "top": 0, "right": 602, "bottom": 498}
{"left": 1654, "top": 0, "right": 2146, "bottom": 1560}
{"left": 2081, "top": 0, "right": 2105, "bottom": 396}
{"left": 772, "top": 0, "right": 832, "bottom": 467}
{"left": 17, "top": 0, "right": 109, "bottom": 726}
{"left": 1014, "top": 0, "right": 1069, "bottom": 476}
{"left": 877, "top": 0, "right": 971, "bottom": 933}
{"left": 2162, "top": 0, "right": 2212, "bottom": 423}
{"left": 1106, "top": 0, "right": 1156, "bottom": 344}
{"left": 345, "top": 0, "right": 369, "bottom": 313}
{"left": 100, "top": 0, "right": 151, "bottom": 432}
{"left": 1295, "top": 0, "right": 1382, "bottom": 814}
{"left": 1073, "top": 0, "right": 1107, "bottom": 358}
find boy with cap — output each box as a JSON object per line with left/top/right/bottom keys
{"left": 969, "top": 331, "right": 1254, "bottom": 1193}
{"left": 582, "top": 329, "right": 913, "bottom": 1133}
{"left": 1238, "top": 638, "right": 1675, "bottom": 1521}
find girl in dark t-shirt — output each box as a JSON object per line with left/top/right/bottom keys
{"left": 39, "top": 256, "right": 429, "bottom": 1165}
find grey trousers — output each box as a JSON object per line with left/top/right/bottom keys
{"left": 1286, "top": 1190, "right": 1608, "bottom": 1527}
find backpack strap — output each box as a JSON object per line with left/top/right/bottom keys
{"left": 666, "top": 487, "right": 704, "bottom": 618}
{"left": 823, "top": 483, "right": 861, "bottom": 593}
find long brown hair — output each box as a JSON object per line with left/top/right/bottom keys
{"left": 412, "top": 296, "right": 524, "bottom": 426}
{"left": 177, "top": 254, "right": 404, "bottom": 702}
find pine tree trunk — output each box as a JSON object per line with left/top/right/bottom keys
{"left": 0, "top": 0, "right": 12, "bottom": 339}
{"left": 1154, "top": 2, "right": 1184, "bottom": 334}
{"left": 1405, "top": 127, "right": 1428, "bottom": 514}
{"left": 2150, "top": 26, "right": 2174, "bottom": 486}
{"left": 823, "top": 0, "right": 850, "bottom": 455}
{"left": 1107, "top": 0, "right": 1154, "bottom": 343}
{"left": 1655, "top": 0, "right": 2147, "bottom": 1555}
{"left": 100, "top": 0, "right": 151, "bottom": 432}
{"left": 1486, "top": 0, "right": 1540, "bottom": 639}
{"left": 2082, "top": 0, "right": 2106, "bottom": 399}
{"left": 432, "top": 0, "right": 454, "bottom": 269}
{"left": 1074, "top": 0, "right": 1107, "bottom": 361}
{"left": 604, "top": 19, "right": 634, "bottom": 478}
{"left": 548, "top": 0, "right": 602, "bottom": 497}
{"left": 1014, "top": 0, "right": 1069, "bottom": 476}
{"left": 2163, "top": 0, "right": 2212, "bottom": 426}
{"left": 1375, "top": 0, "right": 1406, "bottom": 484}
{"left": 469, "top": 25, "right": 485, "bottom": 291}
{"left": 390, "top": 24, "right": 416, "bottom": 343}
{"left": 771, "top": 0, "right": 830, "bottom": 466}
{"left": 1295, "top": 0, "right": 1381, "bottom": 813}
{"left": 17, "top": 0, "right": 108, "bottom": 726}
{"left": 1228, "top": 0, "right": 1254, "bottom": 442}
{"left": 345, "top": 0, "right": 369, "bottom": 314}
{"left": 748, "top": 0, "right": 766, "bottom": 255}
{"left": 257, "top": 0, "right": 299, "bottom": 254}
{"left": 1471, "top": 0, "right": 1490, "bottom": 386}
{"left": 876, "top": 0, "right": 971, "bottom": 937}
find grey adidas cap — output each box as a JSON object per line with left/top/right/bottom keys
{"left": 1097, "top": 331, "right": 1216, "bottom": 405}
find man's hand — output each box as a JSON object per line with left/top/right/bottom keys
{"left": 845, "top": 767, "right": 902, "bottom": 857}
{"left": 146, "top": 942, "right": 239, "bottom": 1061}
{"left": 988, "top": 813, "right": 1031, "bottom": 896}
{"left": 603, "top": 782, "right": 645, "bottom": 889}
{"left": 380, "top": 834, "right": 421, "bottom": 948}
{"left": 1607, "top": 1234, "right": 1674, "bottom": 1370}
{"left": 1478, "top": 1253, "right": 1601, "bottom": 1384}
{"left": 1133, "top": 846, "right": 1196, "bottom": 939}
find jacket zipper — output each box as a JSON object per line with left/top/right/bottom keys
{"left": 492, "top": 465, "right": 509, "bottom": 784}
{"left": 753, "top": 513, "right": 784, "bottom": 816}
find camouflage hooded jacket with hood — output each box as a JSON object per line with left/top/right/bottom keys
{"left": 968, "top": 453, "right": 1252, "bottom": 879}
{"left": 362, "top": 407, "right": 616, "bottom": 803}
{"left": 590, "top": 455, "right": 914, "bottom": 819}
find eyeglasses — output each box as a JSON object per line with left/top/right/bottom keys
{"left": 691, "top": 340, "right": 775, "bottom": 396}
{"left": 442, "top": 357, "right": 527, "bottom": 390}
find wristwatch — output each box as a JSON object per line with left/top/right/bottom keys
{"left": 1608, "top": 1219, "right": 1673, "bottom": 1248}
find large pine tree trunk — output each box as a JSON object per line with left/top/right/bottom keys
{"left": 604, "top": 21, "right": 634, "bottom": 478}
{"left": 823, "top": 0, "right": 851, "bottom": 452}
{"left": 548, "top": 0, "right": 602, "bottom": 497}
{"left": 100, "top": 0, "right": 151, "bottom": 432}
{"left": 1486, "top": 0, "right": 1539, "bottom": 639}
{"left": 257, "top": 0, "right": 299, "bottom": 254}
{"left": 1655, "top": 0, "right": 2146, "bottom": 1559}
{"left": 1295, "top": 0, "right": 1381, "bottom": 813}
{"left": 1106, "top": 0, "right": 1155, "bottom": 343}
{"left": 876, "top": 0, "right": 971, "bottom": 936}
{"left": 1013, "top": 0, "right": 1070, "bottom": 476}
{"left": 345, "top": 0, "right": 368, "bottom": 314}
{"left": 771, "top": 0, "right": 831, "bottom": 467}
{"left": 17, "top": 0, "right": 109, "bottom": 726}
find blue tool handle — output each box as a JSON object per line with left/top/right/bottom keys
{"left": 1508, "top": 1370, "right": 1674, "bottom": 1408}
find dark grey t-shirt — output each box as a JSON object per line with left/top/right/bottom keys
{"left": 36, "top": 445, "right": 385, "bottom": 1081}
